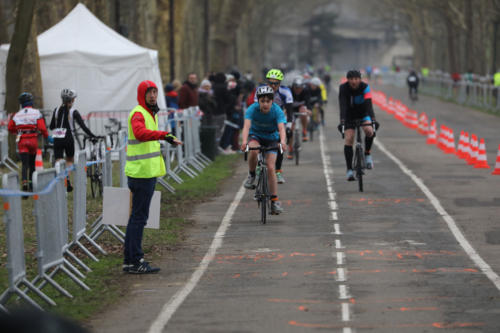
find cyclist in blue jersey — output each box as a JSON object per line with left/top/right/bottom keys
{"left": 254, "top": 68, "right": 293, "bottom": 184}
{"left": 338, "top": 70, "right": 379, "bottom": 181}
{"left": 242, "top": 86, "right": 287, "bottom": 215}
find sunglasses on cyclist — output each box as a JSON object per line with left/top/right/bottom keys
{"left": 267, "top": 81, "right": 280, "bottom": 86}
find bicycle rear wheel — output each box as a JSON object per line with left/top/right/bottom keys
{"left": 293, "top": 130, "right": 300, "bottom": 165}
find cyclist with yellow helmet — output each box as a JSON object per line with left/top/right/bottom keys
{"left": 254, "top": 68, "right": 294, "bottom": 184}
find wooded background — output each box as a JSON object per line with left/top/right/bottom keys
{"left": 374, "top": 0, "right": 500, "bottom": 75}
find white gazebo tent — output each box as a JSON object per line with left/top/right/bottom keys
{"left": 0, "top": 3, "right": 166, "bottom": 114}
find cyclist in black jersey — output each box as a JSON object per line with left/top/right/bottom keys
{"left": 49, "top": 89, "right": 97, "bottom": 191}
{"left": 289, "top": 77, "right": 311, "bottom": 157}
{"left": 338, "top": 70, "right": 379, "bottom": 181}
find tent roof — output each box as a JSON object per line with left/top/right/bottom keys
{"left": 38, "top": 3, "right": 154, "bottom": 57}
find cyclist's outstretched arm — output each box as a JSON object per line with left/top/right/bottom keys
{"left": 74, "top": 110, "right": 96, "bottom": 137}
{"left": 241, "top": 119, "right": 251, "bottom": 150}
{"left": 278, "top": 123, "right": 287, "bottom": 150}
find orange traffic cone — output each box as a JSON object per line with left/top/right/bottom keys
{"left": 462, "top": 132, "right": 471, "bottom": 161}
{"left": 491, "top": 144, "right": 500, "bottom": 175}
{"left": 474, "top": 138, "right": 490, "bottom": 169}
{"left": 426, "top": 119, "right": 437, "bottom": 144}
{"left": 437, "top": 125, "right": 447, "bottom": 151}
{"left": 445, "top": 128, "right": 455, "bottom": 154}
{"left": 35, "top": 149, "right": 43, "bottom": 171}
{"left": 417, "top": 112, "right": 428, "bottom": 135}
{"left": 467, "top": 134, "right": 478, "bottom": 165}
{"left": 455, "top": 131, "right": 465, "bottom": 158}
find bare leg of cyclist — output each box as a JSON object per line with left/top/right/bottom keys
{"left": 344, "top": 129, "right": 355, "bottom": 181}
{"left": 247, "top": 140, "right": 259, "bottom": 172}
{"left": 300, "top": 115, "right": 308, "bottom": 140}
{"left": 267, "top": 154, "right": 278, "bottom": 196}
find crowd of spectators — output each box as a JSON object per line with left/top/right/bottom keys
{"left": 164, "top": 69, "right": 257, "bottom": 155}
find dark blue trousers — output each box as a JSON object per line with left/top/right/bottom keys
{"left": 124, "top": 176, "right": 157, "bottom": 265}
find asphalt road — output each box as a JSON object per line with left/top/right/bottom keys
{"left": 90, "top": 83, "right": 500, "bottom": 332}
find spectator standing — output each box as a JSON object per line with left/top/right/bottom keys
{"left": 198, "top": 79, "right": 217, "bottom": 126}
{"left": 123, "top": 80, "right": 182, "bottom": 274}
{"left": 212, "top": 72, "right": 230, "bottom": 139}
{"left": 165, "top": 83, "right": 179, "bottom": 136}
{"left": 8, "top": 92, "right": 51, "bottom": 198}
{"left": 178, "top": 73, "right": 199, "bottom": 109}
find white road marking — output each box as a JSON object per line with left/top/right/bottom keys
{"left": 376, "top": 140, "right": 500, "bottom": 291}
{"left": 337, "top": 252, "right": 345, "bottom": 265}
{"left": 337, "top": 267, "right": 347, "bottom": 282}
{"left": 328, "top": 191, "right": 336, "bottom": 201}
{"left": 339, "top": 284, "right": 351, "bottom": 299}
{"left": 333, "top": 223, "right": 342, "bottom": 235}
{"left": 329, "top": 200, "right": 338, "bottom": 211}
{"left": 342, "top": 303, "right": 351, "bottom": 321}
{"left": 335, "top": 239, "right": 344, "bottom": 249}
{"left": 148, "top": 183, "right": 246, "bottom": 333}
{"left": 343, "top": 327, "right": 353, "bottom": 333}
{"left": 331, "top": 211, "right": 338, "bottom": 221}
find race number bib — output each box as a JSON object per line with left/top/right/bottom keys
{"left": 53, "top": 128, "right": 67, "bottom": 138}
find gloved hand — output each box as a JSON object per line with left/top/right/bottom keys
{"left": 48, "top": 135, "right": 54, "bottom": 144}
{"left": 164, "top": 133, "right": 179, "bottom": 145}
{"left": 372, "top": 120, "right": 380, "bottom": 130}
{"left": 337, "top": 122, "right": 344, "bottom": 134}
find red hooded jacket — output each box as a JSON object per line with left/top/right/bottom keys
{"left": 130, "top": 80, "right": 169, "bottom": 142}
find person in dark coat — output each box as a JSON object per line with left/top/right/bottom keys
{"left": 198, "top": 79, "right": 217, "bottom": 126}
{"left": 178, "top": 73, "right": 199, "bottom": 109}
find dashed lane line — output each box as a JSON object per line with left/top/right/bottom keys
{"left": 375, "top": 139, "right": 500, "bottom": 291}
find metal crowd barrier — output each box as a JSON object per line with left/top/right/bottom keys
{"left": 0, "top": 131, "right": 18, "bottom": 173}
{"left": 1, "top": 105, "right": 212, "bottom": 311}
{"left": 381, "top": 71, "right": 500, "bottom": 112}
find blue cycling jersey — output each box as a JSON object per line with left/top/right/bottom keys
{"left": 245, "top": 102, "right": 286, "bottom": 141}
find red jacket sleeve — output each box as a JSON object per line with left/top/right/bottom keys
{"left": 37, "top": 118, "right": 49, "bottom": 138}
{"left": 7, "top": 119, "right": 16, "bottom": 134}
{"left": 130, "top": 111, "right": 169, "bottom": 142}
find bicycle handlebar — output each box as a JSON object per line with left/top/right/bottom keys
{"left": 244, "top": 144, "right": 283, "bottom": 161}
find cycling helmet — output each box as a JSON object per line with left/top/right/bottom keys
{"left": 18, "top": 92, "right": 33, "bottom": 106}
{"left": 61, "top": 88, "right": 77, "bottom": 103}
{"left": 292, "top": 76, "right": 304, "bottom": 87}
{"left": 266, "top": 68, "right": 284, "bottom": 81}
{"left": 256, "top": 85, "right": 275, "bottom": 99}
{"left": 311, "top": 77, "right": 322, "bottom": 87}
{"left": 346, "top": 70, "right": 361, "bottom": 79}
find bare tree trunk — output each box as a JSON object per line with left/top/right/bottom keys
{"left": 4, "top": 0, "right": 37, "bottom": 159}
{"left": 21, "top": 13, "right": 43, "bottom": 108}
{"left": 0, "top": 1, "right": 9, "bottom": 44}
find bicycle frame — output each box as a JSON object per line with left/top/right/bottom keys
{"left": 245, "top": 144, "right": 282, "bottom": 224}
{"left": 292, "top": 112, "right": 304, "bottom": 165}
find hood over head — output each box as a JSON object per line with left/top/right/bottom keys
{"left": 137, "top": 80, "right": 158, "bottom": 112}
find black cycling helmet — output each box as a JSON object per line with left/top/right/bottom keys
{"left": 18, "top": 92, "right": 33, "bottom": 106}
{"left": 256, "top": 85, "right": 274, "bottom": 99}
{"left": 346, "top": 70, "right": 362, "bottom": 79}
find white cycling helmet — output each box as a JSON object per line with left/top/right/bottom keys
{"left": 256, "top": 85, "right": 274, "bottom": 99}
{"left": 310, "top": 77, "right": 322, "bottom": 87}
{"left": 61, "top": 88, "right": 77, "bottom": 103}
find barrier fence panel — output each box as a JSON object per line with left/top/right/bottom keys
{"left": 192, "top": 107, "right": 212, "bottom": 165}
{"left": 173, "top": 111, "right": 197, "bottom": 178}
{"left": 72, "top": 151, "right": 106, "bottom": 261}
{"left": 0, "top": 131, "right": 18, "bottom": 173}
{"left": 118, "top": 130, "right": 127, "bottom": 188}
{"left": 0, "top": 173, "right": 55, "bottom": 310}
{"left": 32, "top": 168, "right": 89, "bottom": 298}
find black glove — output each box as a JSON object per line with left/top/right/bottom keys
{"left": 164, "top": 133, "right": 178, "bottom": 145}
{"left": 337, "top": 122, "right": 344, "bottom": 133}
{"left": 372, "top": 121, "right": 380, "bottom": 130}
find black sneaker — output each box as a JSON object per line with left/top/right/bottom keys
{"left": 127, "top": 259, "right": 160, "bottom": 274}
{"left": 122, "top": 264, "right": 132, "bottom": 272}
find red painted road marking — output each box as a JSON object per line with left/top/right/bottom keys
{"left": 289, "top": 320, "right": 485, "bottom": 329}
{"left": 398, "top": 307, "right": 438, "bottom": 312}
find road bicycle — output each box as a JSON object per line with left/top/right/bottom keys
{"left": 84, "top": 136, "right": 106, "bottom": 198}
{"left": 342, "top": 120, "right": 376, "bottom": 192}
{"left": 245, "top": 144, "right": 282, "bottom": 224}
{"left": 292, "top": 112, "right": 306, "bottom": 165}
{"left": 409, "top": 86, "right": 418, "bottom": 102}
{"left": 308, "top": 102, "right": 321, "bottom": 142}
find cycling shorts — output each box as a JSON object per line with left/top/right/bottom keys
{"left": 18, "top": 136, "right": 38, "bottom": 154}
{"left": 249, "top": 134, "right": 279, "bottom": 155}
{"left": 54, "top": 138, "right": 75, "bottom": 159}
{"left": 345, "top": 116, "right": 371, "bottom": 130}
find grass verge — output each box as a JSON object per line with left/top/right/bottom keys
{"left": 0, "top": 153, "right": 239, "bottom": 322}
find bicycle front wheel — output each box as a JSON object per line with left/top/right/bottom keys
{"left": 293, "top": 130, "right": 300, "bottom": 165}
{"left": 355, "top": 147, "right": 364, "bottom": 192}
{"left": 260, "top": 168, "right": 268, "bottom": 224}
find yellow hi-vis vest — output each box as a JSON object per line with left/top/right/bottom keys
{"left": 125, "top": 105, "right": 166, "bottom": 178}
{"left": 494, "top": 72, "right": 500, "bottom": 87}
